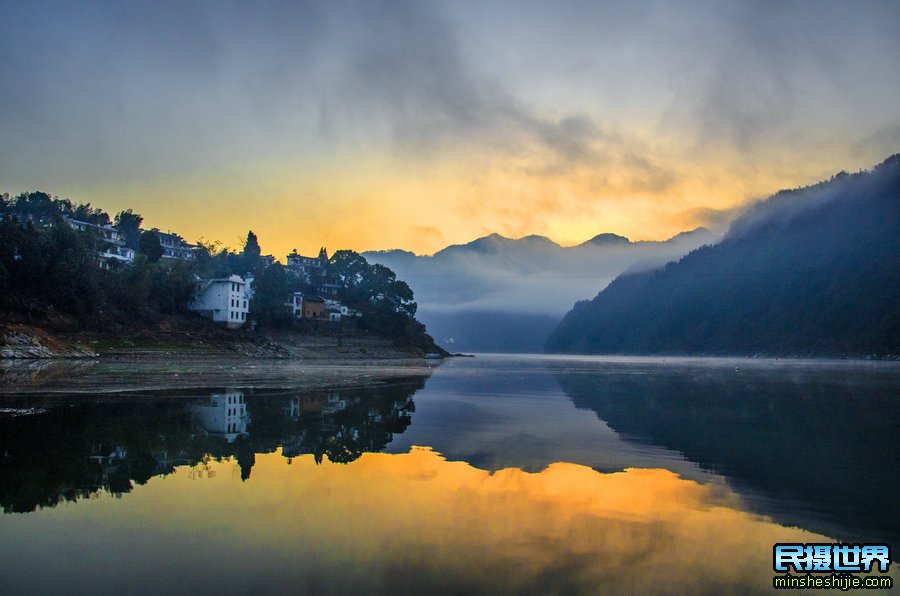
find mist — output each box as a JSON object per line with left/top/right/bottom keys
{"left": 365, "top": 227, "right": 719, "bottom": 351}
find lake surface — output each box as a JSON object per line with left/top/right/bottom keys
{"left": 0, "top": 354, "right": 897, "bottom": 594}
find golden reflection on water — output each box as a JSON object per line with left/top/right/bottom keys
{"left": 2, "top": 447, "right": 893, "bottom": 594}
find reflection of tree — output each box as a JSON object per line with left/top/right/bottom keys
{"left": 553, "top": 364, "right": 900, "bottom": 546}
{"left": 0, "top": 378, "right": 424, "bottom": 513}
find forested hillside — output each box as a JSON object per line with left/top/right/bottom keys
{"left": 545, "top": 155, "right": 900, "bottom": 357}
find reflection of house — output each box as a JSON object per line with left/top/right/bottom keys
{"left": 151, "top": 229, "right": 197, "bottom": 261}
{"left": 322, "top": 391, "right": 348, "bottom": 414}
{"left": 65, "top": 217, "right": 136, "bottom": 269}
{"left": 191, "top": 391, "right": 249, "bottom": 443}
{"left": 89, "top": 445, "right": 129, "bottom": 487}
{"left": 189, "top": 275, "right": 249, "bottom": 328}
{"left": 287, "top": 397, "right": 301, "bottom": 420}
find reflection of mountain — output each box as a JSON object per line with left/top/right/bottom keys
{"left": 364, "top": 228, "right": 717, "bottom": 352}
{"left": 554, "top": 363, "right": 900, "bottom": 546}
{"left": 0, "top": 379, "right": 425, "bottom": 513}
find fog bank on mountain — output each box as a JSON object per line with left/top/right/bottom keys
{"left": 546, "top": 155, "right": 900, "bottom": 356}
{"left": 365, "top": 228, "right": 718, "bottom": 351}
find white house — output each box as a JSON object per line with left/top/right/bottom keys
{"left": 99, "top": 245, "right": 136, "bottom": 269}
{"left": 152, "top": 229, "right": 197, "bottom": 260}
{"left": 191, "top": 391, "right": 249, "bottom": 443}
{"left": 285, "top": 251, "right": 341, "bottom": 296}
{"left": 189, "top": 274, "right": 249, "bottom": 328}
{"left": 65, "top": 217, "right": 136, "bottom": 269}
{"left": 324, "top": 298, "right": 361, "bottom": 319}
{"left": 289, "top": 291, "right": 305, "bottom": 317}
{"left": 286, "top": 252, "right": 322, "bottom": 278}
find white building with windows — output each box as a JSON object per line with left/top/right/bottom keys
{"left": 65, "top": 217, "right": 136, "bottom": 269}
{"left": 152, "top": 229, "right": 197, "bottom": 261}
{"left": 188, "top": 274, "right": 249, "bottom": 328}
{"left": 99, "top": 245, "right": 136, "bottom": 268}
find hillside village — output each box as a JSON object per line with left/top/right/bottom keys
{"left": 0, "top": 192, "right": 443, "bottom": 358}
{"left": 58, "top": 215, "right": 364, "bottom": 328}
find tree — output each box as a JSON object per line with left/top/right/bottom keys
{"left": 251, "top": 263, "right": 296, "bottom": 328}
{"left": 139, "top": 231, "right": 163, "bottom": 263}
{"left": 324, "top": 251, "right": 421, "bottom": 339}
{"left": 150, "top": 261, "right": 195, "bottom": 314}
{"left": 328, "top": 250, "right": 372, "bottom": 294}
{"left": 70, "top": 202, "right": 110, "bottom": 225}
{"left": 242, "top": 230, "right": 261, "bottom": 274}
{"left": 114, "top": 209, "right": 143, "bottom": 249}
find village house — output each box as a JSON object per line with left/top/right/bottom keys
{"left": 286, "top": 251, "right": 322, "bottom": 278}
{"left": 189, "top": 274, "right": 249, "bottom": 328}
{"left": 290, "top": 293, "right": 360, "bottom": 321}
{"left": 243, "top": 273, "right": 256, "bottom": 301}
{"left": 324, "top": 298, "right": 361, "bottom": 320}
{"left": 151, "top": 229, "right": 197, "bottom": 261}
{"left": 289, "top": 292, "right": 327, "bottom": 320}
{"left": 98, "top": 244, "right": 137, "bottom": 269}
{"left": 285, "top": 250, "right": 342, "bottom": 296}
{"left": 65, "top": 217, "right": 136, "bottom": 269}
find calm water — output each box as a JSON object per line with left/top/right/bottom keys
{"left": 0, "top": 354, "right": 897, "bottom": 594}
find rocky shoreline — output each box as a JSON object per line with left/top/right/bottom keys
{"left": 0, "top": 323, "right": 447, "bottom": 361}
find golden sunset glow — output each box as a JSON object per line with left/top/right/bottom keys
{"left": 6, "top": 448, "right": 889, "bottom": 593}
{"left": 2, "top": 2, "right": 898, "bottom": 257}
{"left": 66, "top": 144, "right": 877, "bottom": 258}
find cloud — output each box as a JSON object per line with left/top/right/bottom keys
{"left": 0, "top": 0, "right": 897, "bottom": 257}
{"left": 677, "top": 205, "right": 748, "bottom": 233}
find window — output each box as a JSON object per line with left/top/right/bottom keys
{"left": 243, "top": 301, "right": 247, "bottom": 309}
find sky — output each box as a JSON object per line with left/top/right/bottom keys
{"left": 1, "top": 0, "right": 898, "bottom": 258}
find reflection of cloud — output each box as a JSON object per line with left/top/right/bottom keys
{"left": 15, "top": 447, "right": 853, "bottom": 593}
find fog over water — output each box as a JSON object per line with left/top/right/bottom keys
{"left": 0, "top": 355, "right": 897, "bottom": 593}
{"left": 366, "top": 227, "right": 718, "bottom": 351}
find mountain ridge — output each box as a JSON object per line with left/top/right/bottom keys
{"left": 545, "top": 155, "right": 900, "bottom": 357}
{"left": 363, "top": 226, "right": 720, "bottom": 352}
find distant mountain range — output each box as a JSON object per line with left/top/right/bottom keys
{"left": 546, "top": 155, "right": 900, "bottom": 357}
{"left": 364, "top": 227, "right": 719, "bottom": 352}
